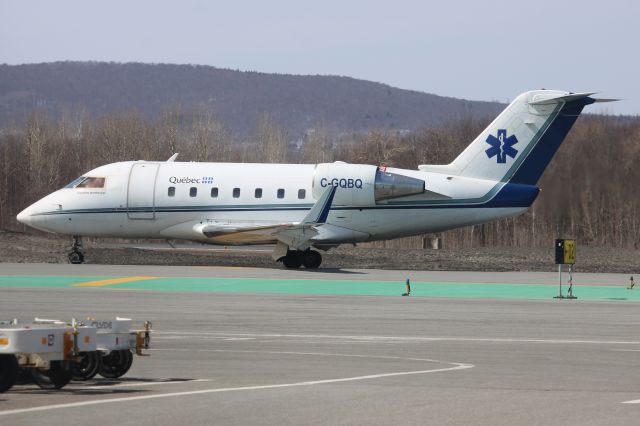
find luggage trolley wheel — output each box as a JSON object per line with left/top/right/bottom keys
{"left": 0, "top": 354, "right": 19, "bottom": 393}
{"left": 72, "top": 351, "right": 102, "bottom": 381}
{"left": 15, "top": 367, "right": 33, "bottom": 385}
{"left": 31, "top": 360, "right": 73, "bottom": 390}
{"left": 98, "top": 349, "right": 134, "bottom": 379}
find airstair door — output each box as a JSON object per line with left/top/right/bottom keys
{"left": 127, "top": 163, "right": 160, "bottom": 219}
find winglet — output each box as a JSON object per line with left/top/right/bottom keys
{"left": 302, "top": 185, "right": 337, "bottom": 225}
{"left": 167, "top": 153, "right": 179, "bottom": 162}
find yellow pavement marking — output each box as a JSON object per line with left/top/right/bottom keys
{"left": 73, "top": 276, "right": 158, "bottom": 287}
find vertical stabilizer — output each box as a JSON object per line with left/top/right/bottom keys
{"left": 420, "top": 90, "right": 596, "bottom": 185}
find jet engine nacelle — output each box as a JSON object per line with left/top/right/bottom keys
{"left": 312, "top": 162, "right": 425, "bottom": 206}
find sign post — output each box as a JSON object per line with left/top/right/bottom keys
{"left": 555, "top": 263, "right": 563, "bottom": 299}
{"left": 554, "top": 239, "right": 577, "bottom": 299}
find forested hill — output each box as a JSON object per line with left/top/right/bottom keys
{"left": 0, "top": 62, "right": 503, "bottom": 137}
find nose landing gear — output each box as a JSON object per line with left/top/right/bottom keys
{"left": 281, "top": 249, "right": 322, "bottom": 269}
{"left": 68, "top": 236, "right": 85, "bottom": 264}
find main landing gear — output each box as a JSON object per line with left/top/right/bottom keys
{"left": 281, "top": 249, "right": 322, "bottom": 269}
{"left": 68, "top": 236, "right": 85, "bottom": 264}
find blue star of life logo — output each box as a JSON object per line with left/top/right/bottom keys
{"left": 202, "top": 176, "right": 214, "bottom": 184}
{"left": 485, "top": 129, "right": 518, "bottom": 164}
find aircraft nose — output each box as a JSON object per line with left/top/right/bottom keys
{"left": 17, "top": 203, "right": 50, "bottom": 231}
{"left": 16, "top": 206, "right": 33, "bottom": 226}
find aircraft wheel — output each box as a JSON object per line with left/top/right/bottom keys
{"left": 72, "top": 351, "right": 102, "bottom": 381}
{"left": 282, "top": 251, "right": 302, "bottom": 269}
{"left": 31, "top": 361, "right": 72, "bottom": 390}
{"left": 302, "top": 250, "right": 322, "bottom": 269}
{"left": 0, "top": 354, "right": 19, "bottom": 393}
{"left": 68, "top": 251, "right": 84, "bottom": 264}
{"left": 99, "top": 350, "right": 133, "bottom": 379}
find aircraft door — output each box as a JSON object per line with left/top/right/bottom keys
{"left": 127, "top": 163, "right": 160, "bottom": 219}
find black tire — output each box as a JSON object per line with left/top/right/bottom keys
{"left": 31, "top": 361, "right": 72, "bottom": 390}
{"left": 72, "top": 351, "right": 102, "bottom": 381}
{"left": 282, "top": 252, "right": 302, "bottom": 269}
{"left": 301, "top": 250, "right": 322, "bottom": 269}
{"left": 68, "top": 251, "right": 84, "bottom": 264}
{"left": 0, "top": 354, "right": 19, "bottom": 393}
{"left": 15, "top": 367, "right": 33, "bottom": 385}
{"left": 98, "top": 350, "right": 133, "bottom": 379}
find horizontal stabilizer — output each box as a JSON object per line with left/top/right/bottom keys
{"left": 528, "top": 92, "right": 596, "bottom": 105}
{"left": 592, "top": 98, "right": 620, "bottom": 103}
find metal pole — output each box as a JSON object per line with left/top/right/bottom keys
{"left": 555, "top": 264, "right": 563, "bottom": 299}
{"left": 559, "top": 264, "right": 562, "bottom": 297}
{"left": 567, "top": 264, "right": 576, "bottom": 299}
{"left": 568, "top": 264, "right": 572, "bottom": 297}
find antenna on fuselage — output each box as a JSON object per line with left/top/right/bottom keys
{"left": 167, "top": 153, "right": 179, "bottom": 162}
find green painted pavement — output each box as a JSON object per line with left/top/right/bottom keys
{"left": 0, "top": 275, "right": 638, "bottom": 301}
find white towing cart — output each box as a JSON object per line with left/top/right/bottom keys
{"left": 0, "top": 317, "right": 151, "bottom": 392}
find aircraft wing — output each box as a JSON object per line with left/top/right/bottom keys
{"left": 270, "top": 185, "right": 337, "bottom": 250}
{"left": 194, "top": 186, "right": 337, "bottom": 248}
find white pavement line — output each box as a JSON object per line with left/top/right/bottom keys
{"left": 155, "top": 331, "right": 640, "bottom": 345}
{"left": 611, "top": 349, "right": 640, "bottom": 352}
{"left": 154, "top": 348, "right": 450, "bottom": 364}
{"left": 81, "top": 379, "right": 211, "bottom": 390}
{"left": 621, "top": 399, "right": 640, "bottom": 404}
{"left": 0, "top": 363, "right": 473, "bottom": 416}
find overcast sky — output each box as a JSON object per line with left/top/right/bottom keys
{"left": 1, "top": 0, "right": 638, "bottom": 114}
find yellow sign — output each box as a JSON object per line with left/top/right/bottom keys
{"left": 563, "top": 239, "right": 576, "bottom": 264}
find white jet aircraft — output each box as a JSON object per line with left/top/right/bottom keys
{"left": 17, "top": 90, "right": 611, "bottom": 268}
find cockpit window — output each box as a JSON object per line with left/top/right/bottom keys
{"left": 64, "top": 176, "right": 86, "bottom": 188}
{"left": 76, "top": 177, "right": 106, "bottom": 189}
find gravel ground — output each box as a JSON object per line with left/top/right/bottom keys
{"left": 0, "top": 230, "right": 638, "bottom": 273}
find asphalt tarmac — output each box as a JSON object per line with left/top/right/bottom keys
{"left": 1, "top": 264, "right": 639, "bottom": 425}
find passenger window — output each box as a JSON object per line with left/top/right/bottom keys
{"left": 255, "top": 188, "right": 262, "bottom": 198}
{"left": 233, "top": 188, "right": 240, "bottom": 198}
{"left": 76, "top": 177, "right": 105, "bottom": 189}
{"left": 211, "top": 187, "right": 218, "bottom": 198}
{"left": 168, "top": 187, "right": 175, "bottom": 197}
{"left": 298, "top": 189, "right": 306, "bottom": 199}
{"left": 190, "top": 187, "right": 197, "bottom": 197}
{"left": 277, "top": 189, "right": 285, "bottom": 199}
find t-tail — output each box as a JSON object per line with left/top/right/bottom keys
{"left": 419, "top": 90, "right": 614, "bottom": 185}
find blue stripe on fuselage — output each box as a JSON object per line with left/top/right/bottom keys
{"left": 34, "top": 182, "right": 538, "bottom": 216}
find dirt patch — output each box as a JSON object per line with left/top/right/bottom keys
{"left": 0, "top": 230, "right": 638, "bottom": 273}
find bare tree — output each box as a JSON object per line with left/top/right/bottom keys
{"left": 1, "top": 108, "right": 639, "bottom": 251}
{"left": 255, "top": 113, "right": 288, "bottom": 163}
